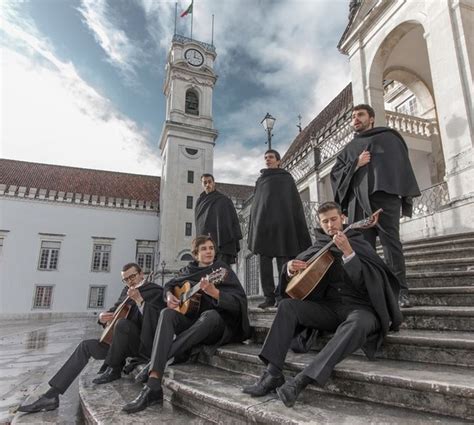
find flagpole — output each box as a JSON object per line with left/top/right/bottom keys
{"left": 190, "top": 0, "right": 194, "bottom": 39}
{"left": 174, "top": 2, "right": 177, "bottom": 35}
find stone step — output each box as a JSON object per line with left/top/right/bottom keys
{"left": 402, "top": 232, "right": 474, "bottom": 249}
{"left": 400, "top": 306, "right": 474, "bottom": 331}
{"left": 207, "top": 343, "right": 474, "bottom": 420}
{"left": 249, "top": 306, "right": 474, "bottom": 332}
{"left": 78, "top": 360, "right": 463, "bottom": 424}
{"left": 405, "top": 257, "right": 474, "bottom": 273}
{"left": 79, "top": 362, "right": 211, "bottom": 424}
{"left": 404, "top": 246, "right": 474, "bottom": 261}
{"left": 409, "top": 286, "right": 474, "bottom": 306}
{"left": 407, "top": 270, "right": 474, "bottom": 288}
{"left": 251, "top": 327, "right": 474, "bottom": 368}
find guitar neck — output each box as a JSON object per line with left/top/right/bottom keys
{"left": 306, "top": 225, "right": 353, "bottom": 265}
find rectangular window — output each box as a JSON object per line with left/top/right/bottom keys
{"left": 187, "top": 170, "right": 194, "bottom": 183}
{"left": 38, "top": 241, "right": 61, "bottom": 270}
{"left": 92, "top": 244, "right": 111, "bottom": 272}
{"left": 33, "top": 286, "right": 53, "bottom": 309}
{"left": 136, "top": 241, "right": 155, "bottom": 273}
{"left": 186, "top": 195, "right": 193, "bottom": 209}
{"left": 185, "top": 222, "right": 192, "bottom": 237}
{"left": 88, "top": 286, "right": 106, "bottom": 308}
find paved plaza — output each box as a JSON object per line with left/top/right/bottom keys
{"left": 0, "top": 317, "right": 99, "bottom": 424}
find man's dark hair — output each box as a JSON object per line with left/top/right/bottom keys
{"left": 264, "top": 149, "right": 281, "bottom": 161}
{"left": 122, "top": 262, "right": 142, "bottom": 273}
{"left": 201, "top": 173, "right": 215, "bottom": 181}
{"left": 317, "top": 201, "right": 342, "bottom": 215}
{"left": 191, "top": 235, "right": 216, "bottom": 257}
{"left": 352, "top": 104, "right": 375, "bottom": 118}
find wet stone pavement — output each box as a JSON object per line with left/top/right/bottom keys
{"left": 0, "top": 317, "right": 100, "bottom": 424}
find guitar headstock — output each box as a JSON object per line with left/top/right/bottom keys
{"left": 350, "top": 208, "right": 383, "bottom": 230}
{"left": 208, "top": 268, "right": 228, "bottom": 285}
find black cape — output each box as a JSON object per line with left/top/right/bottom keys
{"left": 105, "top": 281, "right": 166, "bottom": 359}
{"left": 279, "top": 227, "right": 402, "bottom": 359}
{"left": 164, "top": 260, "right": 251, "bottom": 352}
{"left": 248, "top": 168, "right": 312, "bottom": 257}
{"left": 331, "top": 127, "right": 420, "bottom": 219}
{"left": 195, "top": 190, "right": 242, "bottom": 256}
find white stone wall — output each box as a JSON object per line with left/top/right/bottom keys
{"left": 0, "top": 197, "right": 159, "bottom": 315}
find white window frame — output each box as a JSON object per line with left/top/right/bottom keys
{"left": 136, "top": 240, "right": 156, "bottom": 273}
{"left": 91, "top": 238, "right": 113, "bottom": 272}
{"left": 38, "top": 240, "right": 61, "bottom": 271}
{"left": 32, "top": 285, "right": 54, "bottom": 309}
{"left": 88, "top": 286, "right": 107, "bottom": 309}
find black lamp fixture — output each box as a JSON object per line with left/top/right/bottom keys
{"left": 261, "top": 112, "right": 276, "bottom": 150}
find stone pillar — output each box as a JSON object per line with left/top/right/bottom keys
{"left": 424, "top": 2, "right": 474, "bottom": 202}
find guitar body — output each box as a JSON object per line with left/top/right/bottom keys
{"left": 100, "top": 303, "right": 132, "bottom": 345}
{"left": 286, "top": 250, "right": 334, "bottom": 300}
{"left": 173, "top": 281, "right": 201, "bottom": 318}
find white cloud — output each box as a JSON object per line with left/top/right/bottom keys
{"left": 0, "top": 6, "right": 160, "bottom": 176}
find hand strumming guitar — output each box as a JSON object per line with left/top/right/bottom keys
{"left": 166, "top": 292, "right": 180, "bottom": 309}
{"left": 200, "top": 277, "right": 220, "bottom": 300}
{"left": 99, "top": 311, "right": 114, "bottom": 324}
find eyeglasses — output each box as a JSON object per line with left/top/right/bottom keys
{"left": 122, "top": 272, "right": 139, "bottom": 283}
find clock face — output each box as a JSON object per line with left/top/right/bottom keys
{"left": 184, "top": 49, "right": 204, "bottom": 67}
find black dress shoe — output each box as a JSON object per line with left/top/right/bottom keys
{"left": 242, "top": 371, "right": 285, "bottom": 397}
{"left": 135, "top": 362, "right": 150, "bottom": 383}
{"left": 18, "top": 395, "right": 59, "bottom": 413}
{"left": 122, "top": 385, "right": 163, "bottom": 414}
{"left": 276, "top": 377, "right": 304, "bottom": 408}
{"left": 399, "top": 290, "right": 411, "bottom": 308}
{"left": 92, "top": 366, "right": 121, "bottom": 384}
{"left": 257, "top": 298, "right": 276, "bottom": 309}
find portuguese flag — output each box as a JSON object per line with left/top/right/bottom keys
{"left": 180, "top": 1, "right": 193, "bottom": 17}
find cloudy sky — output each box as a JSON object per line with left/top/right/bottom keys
{"left": 1, "top": 0, "right": 351, "bottom": 185}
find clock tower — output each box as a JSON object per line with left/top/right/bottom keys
{"left": 158, "top": 34, "right": 218, "bottom": 272}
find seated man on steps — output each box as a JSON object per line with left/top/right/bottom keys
{"left": 122, "top": 235, "right": 250, "bottom": 414}
{"left": 242, "top": 201, "right": 402, "bottom": 407}
{"left": 18, "top": 262, "right": 165, "bottom": 414}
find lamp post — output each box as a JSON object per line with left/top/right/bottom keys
{"left": 261, "top": 112, "right": 276, "bottom": 150}
{"left": 160, "top": 260, "right": 166, "bottom": 286}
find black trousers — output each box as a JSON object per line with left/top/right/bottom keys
{"left": 49, "top": 318, "right": 141, "bottom": 394}
{"left": 259, "top": 255, "right": 290, "bottom": 300}
{"left": 149, "top": 308, "right": 226, "bottom": 377}
{"left": 259, "top": 299, "right": 379, "bottom": 386}
{"left": 362, "top": 191, "right": 407, "bottom": 291}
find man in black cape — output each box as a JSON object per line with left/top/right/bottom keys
{"left": 18, "top": 263, "right": 165, "bottom": 414}
{"left": 331, "top": 104, "right": 420, "bottom": 307}
{"left": 243, "top": 201, "right": 402, "bottom": 408}
{"left": 122, "top": 235, "right": 250, "bottom": 414}
{"left": 248, "top": 149, "right": 312, "bottom": 309}
{"left": 195, "top": 173, "right": 242, "bottom": 265}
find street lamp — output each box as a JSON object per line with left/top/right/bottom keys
{"left": 160, "top": 260, "right": 166, "bottom": 286}
{"left": 261, "top": 112, "right": 276, "bottom": 150}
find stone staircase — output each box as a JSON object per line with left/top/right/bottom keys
{"left": 79, "top": 232, "right": 474, "bottom": 423}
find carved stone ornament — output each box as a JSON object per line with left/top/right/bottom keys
{"left": 171, "top": 71, "right": 215, "bottom": 87}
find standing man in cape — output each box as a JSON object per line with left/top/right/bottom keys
{"left": 331, "top": 104, "right": 420, "bottom": 307}
{"left": 195, "top": 173, "right": 242, "bottom": 266}
{"left": 18, "top": 263, "right": 166, "bottom": 414}
{"left": 248, "top": 149, "right": 312, "bottom": 309}
{"left": 122, "top": 235, "right": 250, "bottom": 414}
{"left": 242, "top": 202, "right": 402, "bottom": 408}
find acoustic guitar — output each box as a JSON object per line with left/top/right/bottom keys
{"left": 173, "top": 268, "right": 227, "bottom": 317}
{"left": 99, "top": 271, "right": 156, "bottom": 345}
{"left": 285, "top": 209, "right": 382, "bottom": 300}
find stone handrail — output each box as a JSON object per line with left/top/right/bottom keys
{"left": 385, "top": 111, "right": 438, "bottom": 138}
